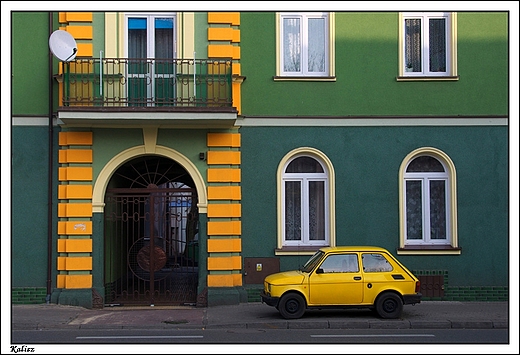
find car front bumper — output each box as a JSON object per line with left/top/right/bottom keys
{"left": 260, "top": 290, "right": 279, "bottom": 307}
{"left": 403, "top": 293, "right": 422, "bottom": 305}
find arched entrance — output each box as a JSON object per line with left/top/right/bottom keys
{"left": 103, "top": 155, "right": 199, "bottom": 306}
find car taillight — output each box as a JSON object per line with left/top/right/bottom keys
{"left": 415, "top": 280, "right": 421, "bottom": 293}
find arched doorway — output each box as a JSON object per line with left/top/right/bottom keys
{"left": 103, "top": 155, "right": 199, "bottom": 306}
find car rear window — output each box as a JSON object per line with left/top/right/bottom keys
{"left": 361, "top": 253, "right": 393, "bottom": 272}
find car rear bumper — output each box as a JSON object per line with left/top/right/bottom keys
{"left": 403, "top": 293, "right": 422, "bottom": 305}
{"left": 260, "top": 290, "right": 279, "bottom": 307}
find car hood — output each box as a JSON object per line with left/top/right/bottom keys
{"left": 264, "top": 270, "right": 305, "bottom": 285}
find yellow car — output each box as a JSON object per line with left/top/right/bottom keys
{"left": 261, "top": 246, "right": 422, "bottom": 319}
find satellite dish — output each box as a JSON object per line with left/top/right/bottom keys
{"left": 49, "top": 30, "right": 78, "bottom": 62}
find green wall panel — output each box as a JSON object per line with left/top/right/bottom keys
{"left": 239, "top": 12, "right": 508, "bottom": 116}
{"left": 11, "top": 126, "right": 57, "bottom": 287}
{"left": 11, "top": 12, "right": 51, "bottom": 115}
{"left": 239, "top": 126, "right": 508, "bottom": 287}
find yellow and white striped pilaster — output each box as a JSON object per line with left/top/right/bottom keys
{"left": 57, "top": 131, "right": 93, "bottom": 289}
{"left": 57, "top": 12, "right": 93, "bottom": 106}
{"left": 206, "top": 133, "right": 242, "bottom": 287}
{"left": 207, "top": 12, "right": 243, "bottom": 114}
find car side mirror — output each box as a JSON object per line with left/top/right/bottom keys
{"left": 316, "top": 268, "right": 323, "bottom": 274}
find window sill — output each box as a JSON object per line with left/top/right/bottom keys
{"left": 273, "top": 76, "right": 337, "bottom": 82}
{"left": 396, "top": 75, "right": 460, "bottom": 82}
{"left": 397, "top": 245, "right": 462, "bottom": 255}
{"left": 275, "top": 246, "right": 322, "bottom": 256}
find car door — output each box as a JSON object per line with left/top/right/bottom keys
{"left": 308, "top": 253, "right": 363, "bottom": 305}
{"left": 360, "top": 252, "right": 396, "bottom": 303}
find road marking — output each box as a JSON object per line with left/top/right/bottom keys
{"left": 311, "top": 334, "right": 435, "bottom": 338}
{"left": 76, "top": 335, "right": 203, "bottom": 339}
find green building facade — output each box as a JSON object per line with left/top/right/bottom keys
{"left": 10, "top": 10, "right": 509, "bottom": 308}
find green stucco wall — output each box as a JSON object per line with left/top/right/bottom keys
{"left": 239, "top": 125, "right": 509, "bottom": 287}
{"left": 239, "top": 12, "right": 508, "bottom": 116}
{"left": 11, "top": 12, "right": 51, "bottom": 115}
{"left": 89, "top": 128, "right": 209, "bottom": 180}
{"left": 11, "top": 126, "right": 58, "bottom": 287}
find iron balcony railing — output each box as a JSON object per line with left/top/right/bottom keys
{"left": 61, "top": 58, "right": 233, "bottom": 108}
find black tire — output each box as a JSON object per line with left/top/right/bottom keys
{"left": 375, "top": 292, "right": 403, "bottom": 319}
{"left": 278, "top": 293, "right": 306, "bottom": 319}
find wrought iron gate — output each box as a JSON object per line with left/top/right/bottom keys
{"left": 104, "top": 187, "right": 199, "bottom": 306}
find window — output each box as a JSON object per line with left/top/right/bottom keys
{"left": 276, "top": 12, "right": 335, "bottom": 79}
{"left": 362, "top": 253, "right": 393, "bottom": 273}
{"left": 276, "top": 148, "right": 336, "bottom": 254}
{"left": 125, "top": 13, "right": 177, "bottom": 105}
{"left": 399, "top": 12, "right": 457, "bottom": 79}
{"left": 398, "top": 148, "right": 460, "bottom": 255}
{"left": 320, "top": 254, "right": 359, "bottom": 273}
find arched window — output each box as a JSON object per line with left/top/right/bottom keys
{"left": 277, "top": 148, "right": 335, "bottom": 254}
{"left": 398, "top": 147, "right": 460, "bottom": 255}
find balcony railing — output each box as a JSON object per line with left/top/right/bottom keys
{"left": 60, "top": 58, "right": 233, "bottom": 109}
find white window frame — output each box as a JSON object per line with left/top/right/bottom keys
{"left": 276, "top": 12, "right": 335, "bottom": 80}
{"left": 124, "top": 13, "right": 177, "bottom": 59}
{"left": 404, "top": 171, "right": 450, "bottom": 245}
{"left": 398, "top": 147, "right": 460, "bottom": 255}
{"left": 276, "top": 147, "right": 336, "bottom": 255}
{"left": 399, "top": 12, "right": 458, "bottom": 79}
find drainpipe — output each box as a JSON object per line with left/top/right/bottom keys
{"left": 46, "top": 11, "right": 54, "bottom": 304}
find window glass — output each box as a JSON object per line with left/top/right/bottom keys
{"left": 308, "top": 17, "right": 326, "bottom": 72}
{"left": 429, "top": 180, "right": 447, "bottom": 240}
{"left": 283, "top": 17, "right": 301, "bottom": 72}
{"left": 155, "top": 18, "right": 174, "bottom": 59}
{"left": 429, "top": 18, "right": 446, "bottom": 72}
{"left": 405, "top": 18, "right": 421, "bottom": 72}
{"left": 309, "top": 181, "right": 325, "bottom": 240}
{"left": 407, "top": 156, "right": 445, "bottom": 172}
{"left": 362, "top": 253, "right": 393, "bottom": 272}
{"left": 406, "top": 180, "right": 423, "bottom": 240}
{"left": 285, "top": 181, "right": 302, "bottom": 241}
{"left": 319, "top": 254, "right": 359, "bottom": 273}
{"left": 302, "top": 250, "right": 324, "bottom": 272}
{"left": 286, "top": 157, "right": 324, "bottom": 173}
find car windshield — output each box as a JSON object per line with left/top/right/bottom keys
{"left": 301, "top": 250, "right": 325, "bottom": 273}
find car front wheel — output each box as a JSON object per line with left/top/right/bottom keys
{"left": 375, "top": 292, "right": 403, "bottom": 319}
{"left": 278, "top": 293, "right": 306, "bottom": 319}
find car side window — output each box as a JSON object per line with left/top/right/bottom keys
{"left": 319, "top": 254, "right": 359, "bottom": 273}
{"left": 362, "top": 253, "right": 393, "bottom": 272}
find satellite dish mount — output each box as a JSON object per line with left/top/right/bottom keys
{"left": 49, "top": 30, "right": 78, "bottom": 62}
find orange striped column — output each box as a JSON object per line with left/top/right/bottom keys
{"left": 57, "top": 12, "right": 93, "bottom": 106}
{"left": 207, "top": 12, "right": 243, "bottom": 114}
{"left": 206, "top": 133, "right": 242, "bottom": 287}
{"left": 57, "top": 131, "right": 93, "bottom": 289}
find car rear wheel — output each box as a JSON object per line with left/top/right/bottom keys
{"left": 278, "top": 293, "right": 306, "bottom": 319}
{"left": 375, "top": 292, "right": 403, "bottom": 319}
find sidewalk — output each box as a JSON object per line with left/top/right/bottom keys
{"left": 11, "top": 301, "right": 510, "bottom": 330}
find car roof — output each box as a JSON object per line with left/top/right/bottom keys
{"left": 319, "top": 246, "right": 390, "bottom": 253}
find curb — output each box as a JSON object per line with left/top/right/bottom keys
{"left": 12, "top": 319, "right": 508, "bottom": 331}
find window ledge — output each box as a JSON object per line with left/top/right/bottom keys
{"left": 275, "top": 246, "right": 322, "bottom": 256}
{"left": 396, "top": 75, "right": 460, "bottom": 82}
{"left": 397, "top": 245, "right": 462, "bottom": 255}
{"left": 273, "top": 76, "right": 337, "bottom": 82}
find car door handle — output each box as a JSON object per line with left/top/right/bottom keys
{"left": 353, "top": 276, "right": 362, "bottom": 280}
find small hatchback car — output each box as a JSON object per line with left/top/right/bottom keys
{"left": 261, "top": 246, "right": 422, "bottom": 319}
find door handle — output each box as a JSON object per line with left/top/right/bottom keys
{"left": 353, "top": 276, "right": 362, "bottom": 280}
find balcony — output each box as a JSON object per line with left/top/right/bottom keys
{"left": 56, "top": 58, "right": 238, "bottom": 127}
